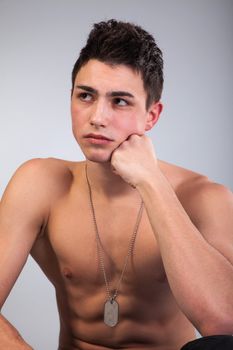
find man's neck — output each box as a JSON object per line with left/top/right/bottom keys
{"left": 85, "top": 160, "right": 136, "bottom": 198}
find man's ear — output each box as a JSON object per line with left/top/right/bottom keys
{"left": 145, "top": 101, "right": 163, "bottom": 131}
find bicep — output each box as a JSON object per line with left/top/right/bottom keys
{"left": 193, "top": 183, "right": 233, "bottom": 266}
{"left": 0, "top": 160, "right": 49, "bottom": 307}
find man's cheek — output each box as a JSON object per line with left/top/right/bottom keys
{"left": 126, "top": 123, "right": 146, "bottom": 138}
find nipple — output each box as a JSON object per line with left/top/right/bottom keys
{"left": 63, "top": 267, "right": 73, "bottom": 279}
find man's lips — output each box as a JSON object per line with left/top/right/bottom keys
{"left": 84, "top": 133, "right": 114, "bottom": 144}
{"left": 84, "top": 133, "right": 113, "bottom": 141}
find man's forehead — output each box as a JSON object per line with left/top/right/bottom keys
{"left": 74, "top": 59, "right": 146, "bottom": 97}
{"left": 76, "top": 58, "right": 140, "bottom": 75}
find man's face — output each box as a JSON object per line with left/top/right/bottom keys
{"left": 71, "top": 59, "right": 159, "bottom": 163}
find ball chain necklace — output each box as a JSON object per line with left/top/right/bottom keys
{"left": 85, "top": 164, "right": 144, "bottom": 327}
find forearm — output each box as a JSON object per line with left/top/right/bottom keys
{"left": 137, "top": 170, "right": 233, "bottom": 333}
{"left": 0, "top": 313, "right": 33, "bottom": 349}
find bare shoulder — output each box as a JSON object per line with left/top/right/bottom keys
{"left": 159, "top": 159, "right": 233, "bottom": 227}
{"left": 160, "top": 160, "right": 233, "bottom": 262}
{"left": 2, "top": 157, "right": 82, "bottom": 210}
{"left": 16, "top": 157, "right": 79, "bottom": 181}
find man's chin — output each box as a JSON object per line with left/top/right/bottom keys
{"left": 85, "top": 153, "right": 112, "bottom": 164}
{"left": 80, "top": 143, "right": 119, "bottom": 163}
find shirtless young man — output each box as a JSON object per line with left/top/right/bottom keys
{"left": 0, "top": 19, "right": 233, "bottom": 350}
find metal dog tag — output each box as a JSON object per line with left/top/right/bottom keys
{"left": 104, "top": 299, "right": 119, "bottom": 327}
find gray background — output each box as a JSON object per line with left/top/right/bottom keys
{"left": 0, "top": 0, "right": 232, "bottom": 349}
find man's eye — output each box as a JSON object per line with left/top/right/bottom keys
{"left": 78, "top": 92, "right": 92, "bottom": 101}
{"left": 113, "top": 98, "right": 128, "bottom": 106}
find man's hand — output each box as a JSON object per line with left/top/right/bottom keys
{"left": 111, "top": 134, "right": 159, "bottom": 188}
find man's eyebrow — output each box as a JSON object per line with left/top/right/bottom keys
{"left": 107, "top": 91, "right": 135, "bottom": 99}
{"left": 75, "top": 85, "right": 97, "bottom": 94}
{"left": 75, "top": 85, "right": 134, "bottom": 99}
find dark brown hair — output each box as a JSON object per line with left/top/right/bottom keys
{"left": 71, "top": 19, "right": 164, "bottom": 109}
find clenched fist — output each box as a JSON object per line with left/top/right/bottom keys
{"left": 111, "top": 134, "right": 159, "bottom": 188}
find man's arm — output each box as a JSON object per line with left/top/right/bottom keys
{"left": 0, "top": 314, "right": 33, "bottom": 350}
{"left": 137, "top": 169, "right": 233, "bottom": 335}
{"left": 0, "top": 159, "right": 51, "bottom": 349}
{"left": 111, "top": 134, "right": 233, "bottom": 336}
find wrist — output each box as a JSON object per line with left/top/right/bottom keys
{"left": 135, "top": 164, "right": 166, "bottom": 192}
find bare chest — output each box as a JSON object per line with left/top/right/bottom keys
{"left": 36, "top": 192, "right": 167, "bottom": 296}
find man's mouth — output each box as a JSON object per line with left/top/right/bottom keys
{"left": 84, "top": 133, "right": 114, "bottom": 145}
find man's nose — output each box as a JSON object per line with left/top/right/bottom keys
{"left": 90, "top": 100, "right": 110, "bottom": 128}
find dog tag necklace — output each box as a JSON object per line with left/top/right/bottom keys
{"left": 85, "top": 164, "right": 144, "bottom": 327}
